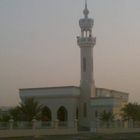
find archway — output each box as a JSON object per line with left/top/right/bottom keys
{"left": 42, "top": 106, "right": 52, "bottom": 121}
{"left": 57, "top": 106, "right": 68, "bottom": 121}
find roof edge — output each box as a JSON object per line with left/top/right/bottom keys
{"left": 96, "top": 87, "right": 129, "bottom": 95}
{"left": 19, "top": 86, "right": 80, "bottom": 91}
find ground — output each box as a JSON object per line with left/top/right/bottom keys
{"left": 1, "top": 133, "right": 140, "bottom": 140}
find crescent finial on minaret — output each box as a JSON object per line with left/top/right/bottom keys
{"left": 85, "top": 0, "right": 87, "bottom": 8}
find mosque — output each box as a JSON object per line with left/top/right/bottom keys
{"left": 20, "top": 1, "right": 129, "bottom": 130}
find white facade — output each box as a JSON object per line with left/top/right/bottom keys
{"left": 20, "top": 86, "right": 80, "bottom": 127}
{"left": 19, "top": 2, "right": 129, "bottom": 130}
{"left": 20, "top": 86, "right": 128, "bottom": 129}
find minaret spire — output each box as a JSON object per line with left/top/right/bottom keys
{"left": 83, "top": 0, "right": 89, "bottom": 18}
{"left": 85, "top": 0, "right": 87, "bottom": 9}
{"left": 85, "top": 0, "right": 87, "bottom": 8}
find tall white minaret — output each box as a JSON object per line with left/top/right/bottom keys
{"left": 77, "top": 0, "right": 96, "bottom": 128}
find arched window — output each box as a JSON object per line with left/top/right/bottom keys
{"left": 87, "top": 30, "right": 90, "bottom": 37}
{"left": 42, "top": 106, "right": 52, "bottom": 121}
{"left": 83, "top": 31, "right": 86, "bottom": 37}
{"left": 57, "top": 106, "right": 68, "bottom": 121}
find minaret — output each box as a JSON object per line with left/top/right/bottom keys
{"left": 77, "top": 0, "right": 96, "bottom": 128}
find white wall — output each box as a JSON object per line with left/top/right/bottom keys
{"left": 20, "top": 86, "right": 80, "bottom": 127}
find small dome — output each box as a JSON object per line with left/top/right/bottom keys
{"left": 83, "top": 0, "right": 89, "bottom": 18}
{"left": 83, "top": 7, "right": 89, "bottom": 17}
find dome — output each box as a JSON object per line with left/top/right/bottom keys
{"left": 83, "top": 6, "right": 89, "bottom": 16}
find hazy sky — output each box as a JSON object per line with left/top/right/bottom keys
{"left": 0, "top": 0, "right": 140, "bottom": 106}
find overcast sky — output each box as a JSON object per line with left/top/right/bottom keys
{"left": 0, "top": 0, "right": 140, "bottom": 106}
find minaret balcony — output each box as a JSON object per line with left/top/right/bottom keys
{"left": 77, "top": 36, "right": 96, "bottom": 47}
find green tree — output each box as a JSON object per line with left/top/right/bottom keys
{"left": 19, "top": 98, "right": 43, "bottom": 121}
{"left": 9, "top": 106, "right": 22, "bottom": 121}
{"left": 121, "top": 103, "right": 140, "bottom": 121}
{"left": 0, "top": 114, "right": 10, "bottom": 122}
{"left": 100, "top": 110, "right": 114, "bottom": 128}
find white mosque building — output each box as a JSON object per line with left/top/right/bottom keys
{"left": 20, "top": 2, "right": 129, "bottom": 130}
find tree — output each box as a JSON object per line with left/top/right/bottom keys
{"left": 100, "top": 110, "right": 115, "bottom": 128}
{"left": 9, "top": 106, "right": 22, "bottom": 121}
{"left": 0, "top": 113, "right": 10, "bottom": 122}
{"left": 121, "top": 103, "right": 140, "bottom": 122}
{"left": 19, "top": 98, "right": 43, "bottom": 121}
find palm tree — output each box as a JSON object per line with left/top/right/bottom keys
{"left": 100, "top": 110, "right": 114, "bottom": 128}
{"left": 19, "top": 98, "right": 43, "bottom": 121}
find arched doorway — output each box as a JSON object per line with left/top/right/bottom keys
{"left": 42, "top": 106, "right": 52, "bottom": 121}
{"left": 57, "top": 106, "right": 68, "bottom": 121}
